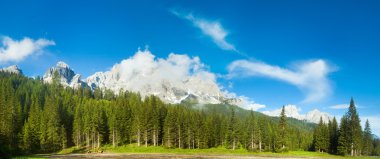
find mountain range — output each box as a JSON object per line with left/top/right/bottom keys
{"left": 1, "top": 58, "right": 332, "bottom": 124}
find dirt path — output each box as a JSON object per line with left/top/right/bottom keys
{"left": 34, "top": 153, "right": 333, "bottom": 159}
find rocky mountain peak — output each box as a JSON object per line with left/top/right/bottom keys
{"left": 56, "top": 61, "right": 70, "bottom": 68}
{"left": 43, "top": 61, "right": 84, "bottom": 88}
{"left": 0, "top": 65, "right": 22, "bottom": 74}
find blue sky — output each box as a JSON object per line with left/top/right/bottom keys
{"left": 1, "top": 0, "right": 380, "bottom": 134}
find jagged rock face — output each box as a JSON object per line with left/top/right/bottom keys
{"left": 0, "top": 65, "right": 22, "bottom": 74}
{"left": 70, "top": 74, "right": 84, "bottom": 88}
{"left": 43, "top": 61, "right": 85, "bottom": 88}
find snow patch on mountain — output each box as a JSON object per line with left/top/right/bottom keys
{"left": 0, "top": 65, "right": 22, "bottom": 74}
{"left": 43, "top": 61, "right": 85, "bottom": 88}
{"left": 262, "top": 105, "right": 332, "bottom": 123}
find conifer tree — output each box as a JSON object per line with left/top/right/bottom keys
{"left": 362, "top": 119, "right": 373, "bottom": 155}
{"left": 61, "top": 125, "right": 67, "bottom": 149}
{"left": 278, "top": 106, "right": 287, "bottom": 149}
{"left": 246, "top": 110, "right": 259, "bottom": 151}
{"left": 163, "top": 107, "right": 176, "bottom": 148}
{"left": 329, "top": 117, "right": 339, "bottom": 154}
{"left": 73, "top": 103, "right": 84, "bottom": 148}
{"left": 314, "top": 117, "right": 329, "bottom": 153}
{"left": 347, "top": 98, "right": 363, "bottom": 156}
{"left": 22, "top": 92, "right": 42, "bottom": 152}
{"left": 45, "top": 95, "right": 63, "bottom": 152}
{"left": 338, "top": 115, "right": 349, "bottom": 156}
{"left": 226, "top": 108, "right": 238, "bottom": 150}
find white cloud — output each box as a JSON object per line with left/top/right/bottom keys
{"left": 0, "top": 36, "right": 55, "bottom": 64}
{"left": 224, "top": 91, "right": 266, "bottom": 111}
{"left": 227, "top": 59, "right": 333, "bottom": 103}
{"left": 87, "top": 49, "right": 218, "bottom": 97}
{"left": 171, "top": 10, "right": 336, "bottom": 104}
{"left": 171, "top": 10, "right": 237, "bottom": 52}
{"left": 247, "top": 103, "right": 266, "bottom": 111}
{"left": 329, "top": 104, "right": 349, "bottom": 109}
{"left": 86, "top": 49, "right": 264, "bottom": 109}
{"left": 361, "top": 116, "right": 380, "bottom": 137}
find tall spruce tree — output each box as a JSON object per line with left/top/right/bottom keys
{"left": 314, "top": 117, "right": 329, "bottom": 153}
{"left": 329, "top": 117, "right": 339, "bottom": 154}
{"left": 278, "top": 106, "right": 287, "bottom": 149}
{"left": 226, "top": 108, "right": 238, "bottom": 150}
{"left": 337, "top": 98, "right": 363, "bottom": 156}
{"left": 362, "top": 119, "right": 373, "bottom": 155}
{"left": 347, "top": 98, "right": 363, "bottom": 156}
{"left": 163, "top": 107, "right": 176, "bottom": 148}
{"left": 338, "top": 115, "right": 349, "bottom": 156}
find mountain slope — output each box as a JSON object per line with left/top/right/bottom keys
{"left": 188, "top": 103, "right": 316, "bottom": 131}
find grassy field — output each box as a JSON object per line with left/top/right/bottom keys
{"left": 12, "top": 145, "right": 380, "bottom": 159}
{"left": 99, "top": 144, "right": 379, "bottom": 159}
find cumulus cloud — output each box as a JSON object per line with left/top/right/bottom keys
{"left": 227, "top": 59, "right": 333, "bottom": 103}
{"left": 0, "top": 36, "right": 55, "bottom": 64}
{"left": 109, "top": 49, "right": 219, "bottom": 97}
{"left": 86, "top": 49, "right": 264, "bottom": 109}
{"left": 329, "top": 104, "right": 349, "bottom": 109}
{"left": 171, "top": 10, "right": 237, "bottom": 52}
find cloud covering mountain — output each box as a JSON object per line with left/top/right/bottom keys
{"left": 40, "top": 49, "right": 263, "bottom": 110}
{"left": 86, "top": 49, "right": 223, "bottom": 104}
{"left": 262, "top": 104, "right": 332, "bottom": 123}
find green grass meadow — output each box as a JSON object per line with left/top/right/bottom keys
{"left": 101, "top": 144, "right": 380, "bottom": 159}
{"left": 12, "top": 144, "right": 380, "bottom": 159}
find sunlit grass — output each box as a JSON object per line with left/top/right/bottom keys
{"left": 101, "top": 144, "right": 380, "bottom": 158}
{"left": 102, "top": 144, "right": 249, "bottom": 155}
{"left": 13, "top": 145, "right": 380, "bottom": 158}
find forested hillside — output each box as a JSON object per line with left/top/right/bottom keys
{"left": 0, "top": 71, "right": 379, "bottom": 158}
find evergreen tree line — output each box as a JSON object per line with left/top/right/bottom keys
{"left": 312, "top": 98, "right": 380, "bottom": 156}
{"left": 1, "top": 72, "right": 379, "bottom": 157}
